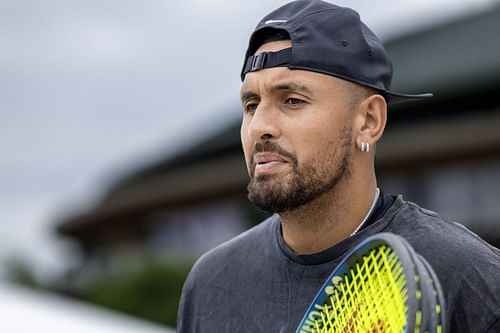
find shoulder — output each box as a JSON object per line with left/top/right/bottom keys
{"left": 181, "top": 214, "right": 279, "bottom": 295}
{"left": 386, "top": 196, "right": 500, "bottom": 267}
{"left": 191, "top": 214, "right": 278, "bottom": 276}
{"left": 177, "top": 215, "right": 279, "bottom": 332}
{"left": 387, "top": 196, "right": 500, "bottom": 259}
{"left": 386, "top": 196, "right": 500, "bottom": 332}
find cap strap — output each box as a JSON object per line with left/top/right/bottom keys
{"left": 242, "top": 48, "right": 292, "bottom": 79}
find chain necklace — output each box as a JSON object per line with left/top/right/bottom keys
{"left": 350, "top": 187, "right": 380, "bottom": 237}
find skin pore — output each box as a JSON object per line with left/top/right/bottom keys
{"left": 240, "top": 40, "right": 388, "bottom": 254}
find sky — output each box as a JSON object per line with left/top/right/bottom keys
{"left": 0, "top": 0, "right": 498, "bottom": 280}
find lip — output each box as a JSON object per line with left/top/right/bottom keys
{"left": 253, "top": 153, "right": 288, "bottom": 174}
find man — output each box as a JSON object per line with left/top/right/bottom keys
{"left": 178, "top": 1, "right": 500, "bottom": 332}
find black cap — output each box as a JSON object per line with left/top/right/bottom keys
{"left": 241, "top": 0, "right": 432, "bottom": 106}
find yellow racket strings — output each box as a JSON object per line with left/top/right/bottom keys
{"left": 313, "top": 245, "right": 408, "bottom": 333}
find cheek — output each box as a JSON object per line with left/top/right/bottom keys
{"left": 297, "top": 145, "right": 321, "bottom": 168}
{"left": 292, "top": 125, "right": 332, "bottom": 156}
{"left": 240, "top": 124, "right": 253, "bottom": 169}
{"left": 291, "top": 121, "right": 344, "bottom": 168}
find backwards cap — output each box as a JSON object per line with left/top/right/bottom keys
{"left": 241, "top": 0, "right": 432, "bottom": 105}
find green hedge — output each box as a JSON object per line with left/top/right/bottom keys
{"left": 80, "top": 259, "right": 193, "bottom": 327}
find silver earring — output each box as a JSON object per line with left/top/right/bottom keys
{"left": 360, "top": 142, "right": 370, "bottom": 153}
{"left": 360, "top": 142, "right": 365, "bottom": 152}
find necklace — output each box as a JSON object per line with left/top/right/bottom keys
{"left": 350, "top": 187, "right": 380, "bottom": 237}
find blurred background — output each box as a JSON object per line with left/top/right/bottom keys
{"left": 1, "top": 0, "right": 500, "bottom": 331}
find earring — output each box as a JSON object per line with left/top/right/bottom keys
{"left": 360, "top": 142, "right": 370, "bottom": 153}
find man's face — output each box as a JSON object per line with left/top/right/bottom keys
{"left": 240, "top": 40, "right": 356, "bottom": 213}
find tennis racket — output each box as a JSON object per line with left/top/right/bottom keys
{"left": 295, "top": 232, "right": 446, "bottom": 333}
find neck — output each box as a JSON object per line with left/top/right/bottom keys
{"left": 280, "top": 177, "right": 377, "bottom": 254}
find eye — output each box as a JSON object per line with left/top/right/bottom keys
{"left": 243, "top": 101, "right": 259, "bottom": 114}
{"left": 284, "top": 97, "right": 305, "bottom": 106}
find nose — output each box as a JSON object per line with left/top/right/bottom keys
{"left": 247, "top": 102, "right": 281, "bottom": 142}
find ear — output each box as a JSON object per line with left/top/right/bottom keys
{"left": 355, "top": 94, "right": 387, "bottom": 149}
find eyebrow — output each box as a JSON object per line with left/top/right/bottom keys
{"left": 240, "top": 90, "right": 259, "bottom": 103}
{"left": 240, "top": 82, "right": 313, "bottom": 102}
{"left": 270, "top": 82, "right": 313, "bottom": 95}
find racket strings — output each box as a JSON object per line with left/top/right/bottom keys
{"left": 310, "top": 246, "right": 408, "bottom": 333}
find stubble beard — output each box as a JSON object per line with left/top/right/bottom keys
{"left": 247, "top": 126, "right": 352, "bottom": 213}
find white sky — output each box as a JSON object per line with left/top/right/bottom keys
{"left": 0, "top": 0, "right": 498, "bottom": 279}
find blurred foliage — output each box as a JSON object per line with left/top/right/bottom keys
{"left": 3, "top": 256, "right": 40, "bottom": 289}
{"left": 79, "top": 258, "right": 193, "bottom": 328}
{"left": 3, "top": 253, "right": 194, "bottom": 327}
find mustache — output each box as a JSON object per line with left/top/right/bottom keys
{"left": 253, "top": 141, "right": 297, "bottom": 165}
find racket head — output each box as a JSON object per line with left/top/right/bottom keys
{"left": 295, "top": 233, "right": 420, "bottom": 333}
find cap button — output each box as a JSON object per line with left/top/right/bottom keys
{"left": 341, "top": 40, "right": 348, "bottom": 47}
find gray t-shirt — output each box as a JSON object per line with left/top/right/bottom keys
{"left": 177, "top": 195, "right": 500, "bottom": 332}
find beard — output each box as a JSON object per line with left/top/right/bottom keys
{"left": 247, "top": 126, "right": 352, "bottom": 213}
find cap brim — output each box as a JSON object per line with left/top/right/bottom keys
{"left": 384, "top": 91, "right": 433, "bottom": 106}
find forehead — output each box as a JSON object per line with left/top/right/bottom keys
{"left": 240, "top": 65, "right": 348, "bottom": 101}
